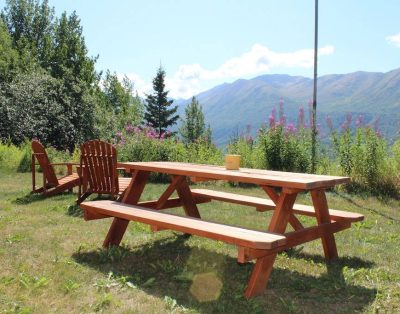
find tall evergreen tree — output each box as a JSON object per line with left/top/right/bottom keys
{"left": 144, "top": 66, "right": 178, "bottom": 138}
{"left": 179, "top": 96, "right": 207, "bottom": 144}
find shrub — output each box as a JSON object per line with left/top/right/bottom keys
{"left": 0, "top": 140, "right": 25, "bottom": 171}
{"left": 116, "top": 125, "right": 222, "bottom": 182}
{"left": 330, "top": 119, "right": 398, "bottom": 196}
{"left": 257, "top": 125, "right": 311, "bottom": 173}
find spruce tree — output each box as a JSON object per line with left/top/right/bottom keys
{"left": 144, "top": 66, "right": 178, "bottom": 138}
{"left": 179, "top": 96, "right": 207, "bottom": 144}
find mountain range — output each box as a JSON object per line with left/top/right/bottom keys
{"left": 175, "top": 68, "right": 400, "bottom": 146}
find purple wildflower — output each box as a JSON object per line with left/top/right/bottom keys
{"left": 125, "top": 123, "right": 134, "bottom": 133}
{"left": 298, "top": 105, "right": 305, "bottom": 128}
{"left": 285, "top": 122, "right": 297, "bottom": 134}
{"left": 280, "top": 114, "right": 286, "bottom": 126}
{"left": 355, "top": 114, "right": 364, "bottom": 128}
{"left": 269, "top": 107, "right": 276, "bottom": 128}
{"left": 326, "top": 115, "right": 333, "bottom": 131}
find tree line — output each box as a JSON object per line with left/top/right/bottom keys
{"left": 0, "top": 0, "right": 210, "bottom": 151}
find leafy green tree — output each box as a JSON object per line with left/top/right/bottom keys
{"left": 0, "top": 70, "right": 75, "bottom": 149}
{"left": 95, "top": 71, "right": 143, "bottom": 140}
{"left": 1, "top": 0, "right": 54, "bottom": 68}
{"left": 144, "top": 66, "right": 178, "bottom": 138}
{"left": 0, "top": 19, "right": 20, "bottom": 83}
{"left": 48, "top": 11, "right": 98, "bottom": 148}
{"left": 179, "top": 96, "right": 208, "bottom": 144}
{"left": 0, "top": 0, "right": 99, "bottom": 150}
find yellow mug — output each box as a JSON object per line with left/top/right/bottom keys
{"left": 225, "top": 154, "right": 241, "bottom": 170}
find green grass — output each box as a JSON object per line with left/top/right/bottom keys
{"left": 0, "top": 169, "right": 399, "bottom": 313}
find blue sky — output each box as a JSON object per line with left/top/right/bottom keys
{"left": 2, "top": 0, "right": 400, "bottom": 99}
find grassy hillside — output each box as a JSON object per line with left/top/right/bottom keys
{"left": 0, "top": 170, "right": 399, "bottom": 313}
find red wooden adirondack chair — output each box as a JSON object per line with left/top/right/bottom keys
{"left": 77, "top": 140, "right": 131, "bottom": 204}
{"left": 31, "top": 140, "right": 80, "bottom": 196}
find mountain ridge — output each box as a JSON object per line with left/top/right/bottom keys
{"left": 175, "top": 68, "right": 400, "bottom": 145}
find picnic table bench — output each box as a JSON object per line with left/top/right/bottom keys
{"left": 80, "top": 161, "right": 364, "bottom": 299}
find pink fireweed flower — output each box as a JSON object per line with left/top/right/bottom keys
{"left": 373, "top": 116, "right": 380, "bottom": 131}
{"left": 125, "top": 123, "right": 134, "bottom": 133}
{"left": 280, "top": 114, "right": 286, "bottom": 126}
{"left": 285, "top": 123, "right": 297, "bottom": 134}
{"left": 269, "top": 107, "right": 276, "bottom": 128}
{"left": 298, "top": 105, "right": 305, "bottom": 128}
{"left": 326, "top": 115, "right": 333, "bottom": 131}
{"left": 269, "top": 114, "right": 275, "bottom": 128}
{"left": 355, "top": 114, "right": 364, "bottom": 128}
{"left": 341, "top": 122, "right": 349, "bottom": 131}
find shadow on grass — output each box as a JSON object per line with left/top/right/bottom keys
{"left": 72, "top": 235, "right": 376, "bottom": 313}
{"left": 13, "top": 191, "right": 73, "bottom": 205}
{"left": 13, "top": 193, "right": 47, "bottom": 204}
{"left": 66, "top": 195, "right": 116, "bottom": 218}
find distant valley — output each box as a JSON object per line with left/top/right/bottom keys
{"left": 175, "top": 68, "right": 400, "bottom": 146}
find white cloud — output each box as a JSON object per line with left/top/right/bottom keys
{"left": 122, "top": 44, "right": 335, "bottom": 99}
{"left": 165, "top": 44, "right": 334, "bottom": 99}
{"left": 386, "top": 33, "right": 400, "bottom": 47}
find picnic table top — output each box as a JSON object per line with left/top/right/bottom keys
{"left": 117, "top": 161, "right": 350, "bottom": 190}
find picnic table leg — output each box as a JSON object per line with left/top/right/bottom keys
{"left": 175, "top": 177, "right": 201, "bottom": 218}
{"left": 103, "top": 170, "right": 150, "bottom": 247}
{"left": 103, "top": 218, "right": 130, "bottom": 247}
{"left": 245, "top": 189, "right": 298, "bottom": 298}
{"left": 311, "top": 189, "right": 338, "bottom": 260}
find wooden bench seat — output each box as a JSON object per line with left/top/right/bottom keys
{"left": 191, "top": 189, "right": 364, "bottom": 223}
{"left": 80, "top": 200, "right": 287, "bottom": 250}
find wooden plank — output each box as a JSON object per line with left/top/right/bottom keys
{"left": 189, "top": 176, "right": 217, "bottom": 183}
{"left": 118, "top": 161, "right": 350, "bottom": 189}
{"left": 137, "top": 197, "right": 210, "bottom": 210}
{"left": 190, "top": 189, "right": 364, "bottom": 222}
{"left": 80, "top": 200, "right": 287, "bottom": 250}
{"left": 237, "top": 220, "right": 350, "bottom": 263}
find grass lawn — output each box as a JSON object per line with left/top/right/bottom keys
{"left": 0, "top": 169, "right": 399, "bottom": 313}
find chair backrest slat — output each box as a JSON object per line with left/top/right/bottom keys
{"left": 80, "top": 140, "right": 119, "bottom": 196}
{"left": 31, "top": 140, "right": 58, "bottom": 186}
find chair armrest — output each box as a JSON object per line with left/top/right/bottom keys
{"left": 50, "top": 162, "right": 79, "bottom": 166}
{"left": 50, "top": 162, "right": 79, "bottom": 175}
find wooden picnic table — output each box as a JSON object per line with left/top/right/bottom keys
{"left": 81, "top": 161, "right": 363, "bottom": 298}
